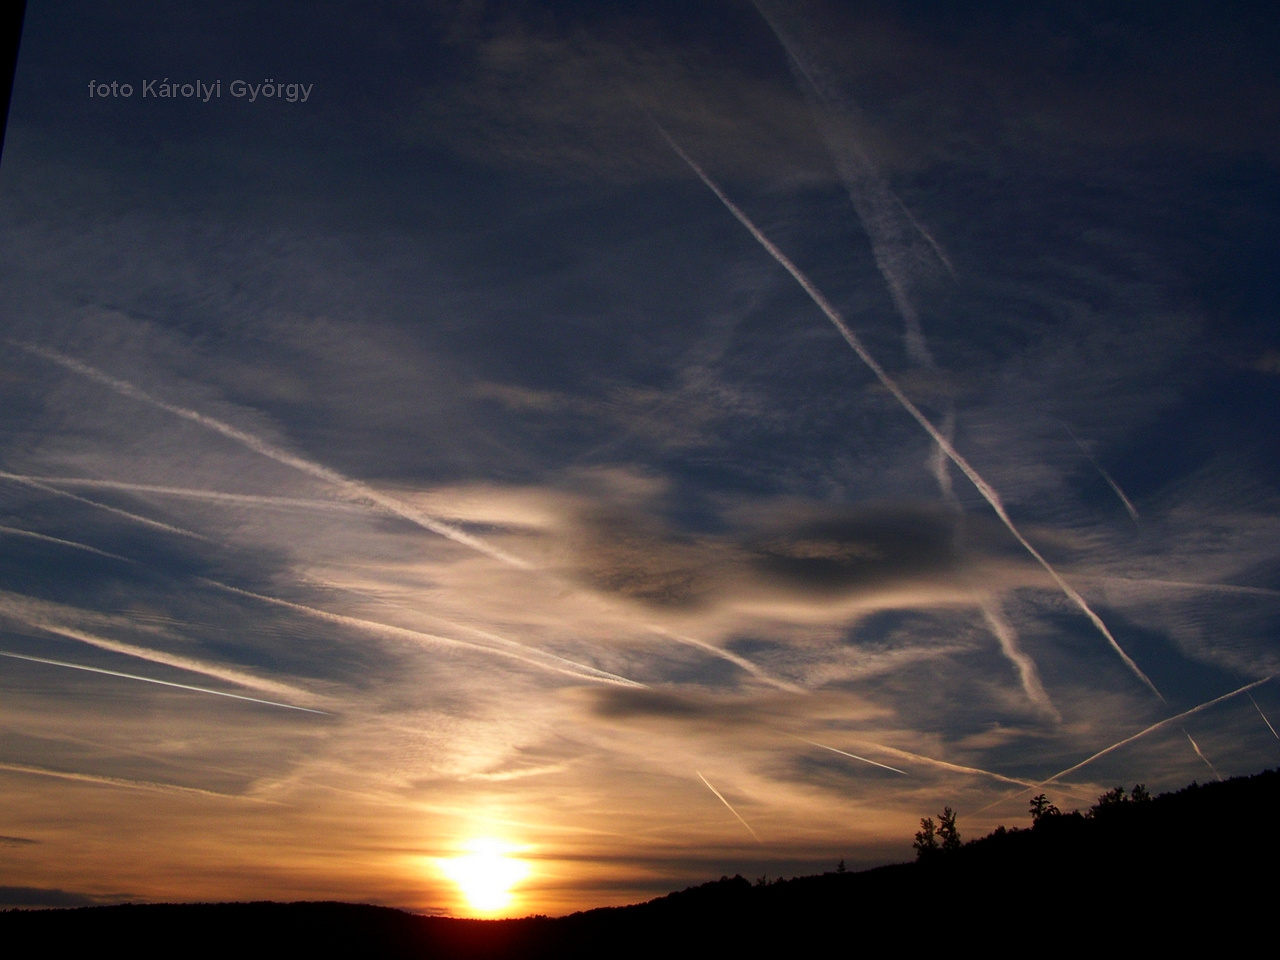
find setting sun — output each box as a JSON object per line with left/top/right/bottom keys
{"left": 437, "top": 839, "right": 530, "bottom": 915}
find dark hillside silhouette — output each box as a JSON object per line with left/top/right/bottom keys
{"left": 5, "top": 769, "right": 1277, "bottom": 956}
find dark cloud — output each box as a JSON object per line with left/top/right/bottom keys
{"left": 585, "top": 686, "right": 776, "bottom": 726}
{"left": 588, "top": 686, "right": 714, "bottom": 720}
{"left": 745, "top": 505, "right": 963, "bottom": 597}
{"left": 565, "top": 510, "right": 731, "bottom": 609}
{"left": 563, "top": 501, "right": 1016, "bottom": 610}
{"left": 0, "top": 886, "right": 98, "bottom": 907}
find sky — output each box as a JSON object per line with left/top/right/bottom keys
{"left": 1, "top": 0, "right": 1279, "bottom": 916}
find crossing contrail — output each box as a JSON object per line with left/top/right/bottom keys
{"left": 0, "top": 470, "right": 210, "bottom": 541}
{"left": 0, "top": 474, "right": 363, "bottom": 513}
{"left": 798, "top": 738, "right": 907, "bottom": 775}
{"left": 655, "top": 127, "right": 1162, "bottom": 701}
{"left": 0, "top": 476, "right": 640, "bottom": 690}
{"left": 696, "top": 770, "right": 762, "bottom": 843}
{"left": 750, "top": 6, "right": 1057, "bottom": 714}
{"left": 0, "top": 650, "right": 330, "bottom": 714}
{"left": 753, "top": 0, "right": 953, "bottom": 365}
{"left": 199, "top": 577, "right": 645, "bottom": 688}
{"left": 646, "top": 625, "right": 803, "bottom": 693}
{"left": 0, "top": 599, "right": 325, "bottom": 703}
{"left": 1040, "top": 676, "right": 1271, "bottom": 786}
{"left": 13, "top": 343, "right": 531, "bottom": 569}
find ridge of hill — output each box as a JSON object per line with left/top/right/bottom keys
{"left": 4, "top": 768, "right": 1277, "bottom": 955}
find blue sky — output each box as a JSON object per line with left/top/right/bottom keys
{"left": 1, "top": 0, "right": 1278, "bottom": 914}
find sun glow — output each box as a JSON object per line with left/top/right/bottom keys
{"left": 437, "top": 838, "right": 531, "bottom": 915}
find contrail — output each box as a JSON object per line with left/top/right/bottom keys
{"left": 753, "top": 0, "right": 952, "bottom": 365}
{"left": 655, "top": 127, "right": 1162, "bottom": 701}
{"left": 298, "top": 571, "right": 648, "bottom": 689}
{"left": 1041, "top": 676, "right": 1272, "bottom": 787}
{"left": 0, "top": 499, "right": 638, "bottom": 690}
{"left": 751, "top": 8, "right": 1055, "bottom": 714}
{"left": 0, "top": 524, "right": 132, "bottom": 562}
{"left": 696, "top": 770, "right": 762, "bottom": 843}
{"left": 646, "top": 625, "right": 803, "bottom": 693}
{"left": 892, "top": 192, "right": 957, "bottom": 279}
{"left": 929, "top": 408, "right": 958, "bottom": 506}
{"left": 0, "top": 596, "right": 324, "bottom": 703}
{"left": 836, "top": 737, "right": 1035, "bottom": 788}
{"left": 199, "top": 577, "right": 645, "bottom": 688}
{"left": 0, "top": 650, "right": 330, "bottom": 714}
{"left": 13, "top": 343, "right": 531, "bottom": 569}
{"left": 1, "top": 474, "right": 364, "bottom": 513}
{"left": 0, "top": 471, "right": 210, "bottom": 541}
{"left": 0, "top": 760, "right": 279, "bottom": 803}
{"left": 1183, "top": 730, "right": 1221, "bottom": 781}
{"left": 1077, "top": 575, "right": 1280, "bottom": 599}
{"left": 1065, "top": 426, "right": 1139, "bottom": 524}
{"left": 980, "top": 600, "right": 1056, "bottom": 718}
{"left": 1249, "top": 693, "right": 1279, "bottom": 739}
{"left": 798, "top": 738, "right": 907, "bottom": 775}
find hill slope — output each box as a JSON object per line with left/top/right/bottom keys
{"left": 5, "top": 769, "right": 1276, "bottom": 955}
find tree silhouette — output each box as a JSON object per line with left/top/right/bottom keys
{"left": 938, "top": 807, "right": 961, "bottom": 851}
{"left": 1029, "top": 794, "right": 1061, "bottom": 826}
{"left": 1091, "top": 785, "right": 1136, "bottom": 819}
{"left": 1093, "top": 786, "right": 1127, "bottom": 810}
{"left": 913, "top": 817, "right": 938, "bottom": 859}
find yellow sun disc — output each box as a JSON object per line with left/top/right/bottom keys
{"left": 437, "top": 838, "right": 530, "bottom": 915}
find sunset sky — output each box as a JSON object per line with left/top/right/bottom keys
{"left": 2, "top": 0, "right": 1278, "bottom": 916}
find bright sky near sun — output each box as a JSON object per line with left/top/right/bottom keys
{"left": 1, "top": 0, "right": 1279, "bottom": 916}
{"left": 437, "top": 839, "right": 530, "bottom": 915}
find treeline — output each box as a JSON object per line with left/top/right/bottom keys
{"left": 912, "top": 780, "right": 1157, "bottom": 859}
{"left": 4, "top": 769, "right": 1277, "bottom": 956}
